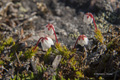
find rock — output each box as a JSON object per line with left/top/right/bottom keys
{"left": 19, "top": 42, "right": 27, "bottom": 49}
{"left": 52, "top": 55, "right": 62, "bottom": 69}
{"left": 59, "top": 0, "right": 120, "bottom": 13}
{"left": 30, "top": 59, "right": 37, "bottom": 74}
{"left": 55, "top": 8, "right": 64, "bottom": 16}
{"left": 57, "top": 29, "right": 67, "bottom": 36}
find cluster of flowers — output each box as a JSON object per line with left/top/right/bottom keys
{"left": 33, "top": 12, "right": 97, "bottom": 51}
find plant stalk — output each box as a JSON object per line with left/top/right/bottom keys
{"left": 33, "top": 37, "right": 43, "bottom": 51}
{"left": 51, "top": 27, "right": 58, "bottom": 43}
{"left": 73, "top": 36, "right": 80, "bottom": 49}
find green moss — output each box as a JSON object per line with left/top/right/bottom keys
{"left": 0, "top": 37, "right": 15, "bottom": 54}
{"left": 76, "top": 71, "right": 84, "bottom": 78}
{"left": 24, "top": 47, "right": 38, "bottom": 59}
{"left": 44, "top": 47, "right": 52, "bottom": 62}
{"left": 54, "top": 43, "right": 75, "bottom": 58}
{"left": 0, "top": 60, "right": 3, "bottom": 65}
{"left": 99, "top": 76, "right": 104, "bottom": 80}
{"left": 3, "top": 37, "right": 14, "bottom": 46}
{"left": 0, "top": 45, "right": 4, "bottom": 53}
{"left": 11, "top": 72, "right": 35, "bottom": 80}
{"left": 94, "top": 29, "right": 104, "bottom": 43}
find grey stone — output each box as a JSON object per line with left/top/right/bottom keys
{"left": 52, "top": 55, "right": 62, "bottom": 69}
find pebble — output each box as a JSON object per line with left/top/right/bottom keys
{"left": 30, "top": 59, "right": 38, "bottom": 74}
{"left": 52, "top": 55, "right": 62, "bottom": 69}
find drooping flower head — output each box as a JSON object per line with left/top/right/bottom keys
{"left": 83, "top": 12, "right": 97, "bottom": 30}
{"left": 74, "top": 35, "right": 88, "bottom": 49}
{"left": 44, "top": 24, "right": 58, "bottom": 43}
{"left": 33, "top": 37, "right": 54, "bottom": 51}
{"left": 45, "top": 24, "right": 54, "bottom": 35}
{"left": 83, "top": 13, "right": 93, "bottom": 24}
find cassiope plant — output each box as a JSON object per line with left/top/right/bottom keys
{"left": 33, "top": 23, "right": 59, "bottom": 51}
{"left": 44, "top": 23, "right": 58, "bottom": 43}
{"left": 84, "top": 12, "right": 104, "bottom": 43}
{"left": 83, "top": 12, "right": 97, "bottom": 30}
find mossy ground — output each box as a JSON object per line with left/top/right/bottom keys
{"left": 0, "top": 25, "right": 120, "bottom": 80}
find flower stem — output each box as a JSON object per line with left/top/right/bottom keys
{"left": 92, "top": 17, "right": 97, "bottom": 30}
{"left": 51, "top": 26, "right": 58, "bottom": 43}
{"left": 73, "top": 36, "right": 80, "bottom": 49}
{"left": 87, "top": 13, "right": 97, "bottom": 30}
{"left": 33, "top": 37, "right": 43, "bottom": 51}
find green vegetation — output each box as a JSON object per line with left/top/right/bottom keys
{"left": 44, "top": 43, "right": 85, "bottom": 79}
{"left": 0, "top": 24, "right": 119, "bottom": 80}
{"left": 0, "top": 60, "right": 3, "bottom": 65}
{"left": 24, "top": 47, "right": 38, "bottom": 60}
{"left": 9, "top": 43, "right": 86, "bottom": 80}
{"left": 94, "top": 29, "right": 104, "bottom": 44}
{"left": 0, "top": 37, "right": 15, "bottom": 54}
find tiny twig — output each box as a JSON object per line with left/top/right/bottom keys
{"left": 15, "top": 52, "right": 21, "bottom": 66}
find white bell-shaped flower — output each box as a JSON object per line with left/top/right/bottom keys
{"left": 44, "top": 24, "right": 55, "bottom": 35}
{"left": 33, "top": 37, "right": 54, "bottom": 51}
{"left": 78, "top": 35, "right": 88, "bottom": 46}
{"left": 44, "top": 23, "right": 58, "bottom": 43}
{"left": 83, "top": 13, "right": 93, "bottom": 24}
{"left": 74, "top": 35, "right": 88, "bottom": 49}
{"left": 41, "top": 37, "right": 54, "bottom": 51}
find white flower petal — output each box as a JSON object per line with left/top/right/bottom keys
{"left": 83, "top": 37, "right": 88, "bottom": 45}
{"left": 47, "top": 37, "right": 54, "bottom": 45}
{"left": 44, "top": 40, "right": 51, "bottom": 48}
{"left": 41, "top": 41, "right": 48, "bottom": 51}
{"left": 78, "top": 40, "right": 84, "bottom": 46}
